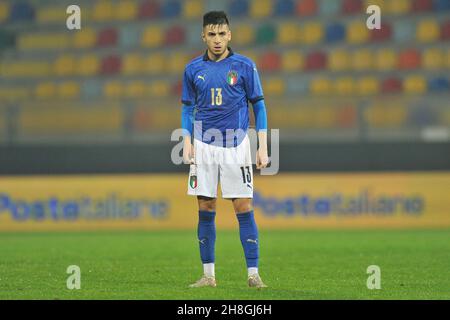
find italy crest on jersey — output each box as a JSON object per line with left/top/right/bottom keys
{"left": 227, "top": 70, "right": 238, "bottom": 86}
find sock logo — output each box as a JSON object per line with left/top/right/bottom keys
{"left": 246, "top": 238, "right": 258, "bottom": 244}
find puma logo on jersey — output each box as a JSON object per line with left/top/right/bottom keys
{"left": 246, "top": 238, "right": 258, "bottom": 244}
{"left": 197, "top": 75, "right": 205, "bottom": 81}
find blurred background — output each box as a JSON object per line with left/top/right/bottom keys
{"left": 0, "top": 0, "right": 449, "bottom": 231}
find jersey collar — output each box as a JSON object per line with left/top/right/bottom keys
{"left": 203, "top": 47, "right": 234, "bottom": 61}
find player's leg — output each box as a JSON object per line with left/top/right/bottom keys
{"left": 197, "top": 196, "right": 217, "bottom": 278}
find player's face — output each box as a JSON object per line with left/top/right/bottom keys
{"left": 202, "top": 24, "right": 231, "bottom": 57}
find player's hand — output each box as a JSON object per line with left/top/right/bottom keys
{"left": 256, "top": 147, "right": 269, "bottom": 169}
{"left": 183, "top": 141, "right": 195, "bottom": 164}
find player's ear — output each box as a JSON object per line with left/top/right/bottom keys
{"left": 201, "top": 30, "right": 206, "bottom": 43}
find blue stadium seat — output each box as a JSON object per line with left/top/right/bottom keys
{"left": 287, "top": 76, "right": 309, "bottom": 95}
{"left": 9, "top": 2, "right": 35, "bottom": 22}
{"left": 325, "top": 22, "right": 345, "bottom": 43}
{"left": 393, "top": 20, "right": 415, "bottom": 42}
{"left": 119, "top": 25, "right": 140, "bottom": 48}
{"left": 82, "top": 80, "right": 102, "bottom": 99}
{"left": 428, "top": 77, "right": 450, "bottom": 92}
{"left": 318, "top": 0, "right": 340, "bottom": 16}
{"left": 162, "top": 0, "right": 181, "bottom": 18}
{"left": 409, "top": 107, "right": 437, "bottom": 126}
{"left": 274, "top": 0, "right": 295, "bottom": 16}
{"left": 433, "top": 0, "right": 450, "bottom": 11}
{"left": 229, "top": 0, "right": 249, "bottom": 17}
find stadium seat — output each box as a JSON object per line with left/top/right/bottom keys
{"left": 404, "top": 75, "right": 427, "bottom": 94}
{"left": 310, "top": 77, "right": 332, "bottom": 95}
{"left": 286, "top": 76, "right": 309, "bottom": 94}
{"left": 386, "top": 0, "right": 410, "bottom": 14}
{"left": 92, "top": 1, "right": 114, "bottom": 22}
{"left": 259, "top": 51, "right": 281, "bottom": 72}
{"left": 125, "top": 81, "right": 147, "bottom": 98}
{"left": 250, "top": 0, "right": 272, "bottom": 18}
{"left": 97, "top": 28, "right": 118, "bottom": 47}
{"left": 165, "top": 25, "right": 185, "bottom": 46}
{"left": 115, "top": 1, "right": 137, "bottom": 21}
{"left": 239, "top": 50, "right": 259, "bottom": 64}
{"left": 334, "top": 77, "right": 355, "bottom": 96}
{"left": 325, "top": 22, "right": 346, "bottom": 43}
{"left": 352, "top": 49, "right": 374, "bottom": 70}
{"left": 37, "top": 6, "right": 66, "bottom": 24}
{"left": 277, "top": 22, "right": 300, "bottom": 45}
{"left": 256, "top": 24, "right": 277, "bottom": 45}
{"left": 357, "top": 77, "right": 380, "bottom": 95}
{"left": 18, "top": 32, "right": 70, "bottom": 50}
{"left": 313, "top": 107, "right": 337, "bottom": 128}
{"left": 0, "top": 3, "right": 9, "bottom": 23}
{"left": 138, "top": 0, "right": 160, "bottom": 19}
{"left": 123, "top": 53, "right": 143, "bottom": 76}
{"left": 301, "top": 22, "right": 324, "bottom": 44}
{"left": 104, "top": 81, "right": 124, "bottom": 98}
{"left": 232, "top": 23, "right": 255, "bottom": 46}
{"left": 281, "top": 50, "right": 304, "bottom": 72}
{"left": 428, "top": 76, "right": 449, "bottom": 92}
{"left": 229, "top": 0, "right": 249, "bottom": 17}
{"left": 73, "top": 28, "right": 96, "bottom": 49}
{"left": 263, "top": 77, "right": 286, "bottom": 96}
{"left": 412, "top": 0, "right": 433, "bottom": 12}
{"left": 81, "top": 80, "right": 102, "bottom": 99}
{"left": 53, "top": 55, "right": 76, "bottom": 76}
{"left": 369, "top": 22, "right": 392, "bottom": 42}
{"left": 364, "top": 0, "right": 385, "bottom": 11}
{"left": 346, "top": 21, "right": 369, "bottom": 44}
{"left": 297, "top": 0, "right": 318, "bottom": 16}
{"left": 141, "top": 25, "right": 164, "bottom": 48}
{"left": 337, "top": 105, "right": 357, "bottom": 128}
{"left": 119, "top": 25, "right": 140, "bottom": 48}
{"left": 423, "top": 48, "right": 444, "bottom": 69}
{"left": 416, "top": 19, "right": 440, "bottom": 42}
{"left": 77, "top": 54, "right": 100, "bottom": 76}
{"left": 381, "top": 77, "right": 403, "bottom": 93}
{"left": 162, "top": 0, "right": 181, "bottom": 18}
{"left": 441, "top": 21, "right": 450, "bottom": 40}
{"left": 9, "top": 2, "right": 35, "bottom": 22}
{"left": 143, "top": 52, "right": 166, "bottom": 74}
{"left": 149, "top": 80, "right": 170, "bottom": 98}
{"left": 168, "top": 52, "right": 190, "bottom": 74}
{"left": 329, "top": 49, "right": 350, "bottom": 71}
{"left": 434, "top": 0, "right": 450, "bottom": 11}
{"left": 393, "top": 20, "right": 416, "bottom": 42}
{"left": 305, "top": 51, "right": 327, "bottom": 70}
{"left": 58, "top": 81, "right": 80, "bottom": 99}
{"left": 274, "top": 0, "right": 295, "bottom": 16}
{"left": 100, "top": 55, "right": 122, "bottom": 75}
{"left": 35, "top": 82, "right": 56, "bottom": 100}
{"left": 342, "top": 0, "right": 363, "bottom": 15}
{"left": 409, "top": 107, "right": 437, "bottom": 127}
{"left": 398, "top": 49, "right": 421, "bottom": 69}
{"left": 375, "top": 48, "right": 397, "bottom": 71}
{"left": 183, "top": 0, "right": 203, "bottom": 19}
{"left": 318, "top": 0, "right": 340, "bottom": 16}
{"left": 2, "top": 61, "right": 50, "bottom": 77}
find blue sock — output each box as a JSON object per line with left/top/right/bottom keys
{"left": 197, "top": 211, "right": 216, "bottom": 264}
{"left": 236, "top": 211, "right": 259, "bottom": 268}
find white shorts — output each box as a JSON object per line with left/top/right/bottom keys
{"left": 187, "top": 135, "right": 253, "bottom": 199}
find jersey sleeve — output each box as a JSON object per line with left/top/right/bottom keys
{"left": 244, "top": 62, "right": 264, "bottom": 104}
{"left": 181, "top": 67, "right": 195, "bottom": 106}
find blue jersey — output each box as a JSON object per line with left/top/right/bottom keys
{"left": 181, "top": 48, "right": 264, "bottom": 148}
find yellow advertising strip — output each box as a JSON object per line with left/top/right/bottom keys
{"left": 0, "top": 172, "right": 449, "bottom": 231}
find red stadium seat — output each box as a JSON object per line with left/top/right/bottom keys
{"left": 441, "top": 21, "right": 450, "bottom": 40}
{"left": 259, "top": 51, "right": 281, "bottom": 72}
{"left": 370, "top": 22, "right": 392, "bottom": 42}
{"left": 100, "top": 55, "right": 122, "bottom": 75}
{"left": 411, "top": 0, "right": 433, "bottom": 12}
{"left": 342, "top": 0, "right": 363, "bottom": 14}
{"left": 97, "top": 28, "right": 118, "bottom": 47}
{"left": 382, "top": 77, "right": 403, "bottom": 93}
{"left": 296, "top": 0, "right": 317, "bottom": 16}
{"left": 337, "top": 105, "right": 357, "bottom": 128}
{"left": 138, "top": 0, "right": 160, "bottom": 19}
{"left": 398, "top": 49, "right": 421, "bottom": 69}
{"left": 305, "top": 51, "right": 327, "bottom": 70}
{"left": 165, "top": 25, "right": 185, "bottom": 46}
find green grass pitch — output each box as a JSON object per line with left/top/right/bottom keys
{"left": 0, "top": 229, "right": 449, "bottom": 300}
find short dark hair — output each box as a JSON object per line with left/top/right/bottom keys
{"left": 203, "top": 11, "right": 229, "bottom": 27}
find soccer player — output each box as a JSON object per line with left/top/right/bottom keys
{"left": 181, "top": 11, "right": 269, "bottom": 288}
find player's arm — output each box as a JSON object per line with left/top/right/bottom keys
{"left": 181, "top": 67, "right": 196, "bottom": 164}
{"left": 253, "top": 99, "right": 269, "bottom": 169}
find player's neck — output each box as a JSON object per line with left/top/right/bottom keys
{"left": 207, "top": 48, "right": 229, "bottom": 62}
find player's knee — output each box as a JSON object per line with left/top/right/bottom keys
{"left": 198, "top": 196, "right": 216, "bottom": 211}
{"left": 233, "top": 200, "right": 253, "bottom": 214}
